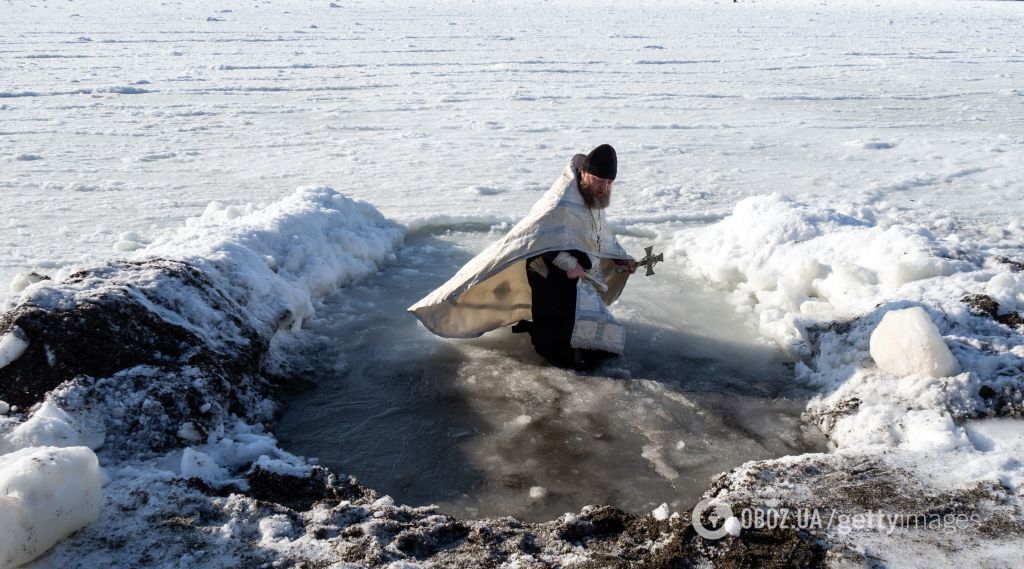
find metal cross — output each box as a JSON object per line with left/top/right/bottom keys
{"left": 637, "top": 246, "right": 664, "bottom": 276}
{"left": 616, "top": 246, "right": 664, "bottom": 276}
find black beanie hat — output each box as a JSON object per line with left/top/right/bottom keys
{"left": 582, "top": 144, "right": 617, "bottom": 180}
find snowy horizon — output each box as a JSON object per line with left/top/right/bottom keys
{"left": 4, "top": 0, "right": 1022, "bottom": 289}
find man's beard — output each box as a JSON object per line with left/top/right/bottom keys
{"left": 580, "top": 182, "right": 611, "bottom": 210}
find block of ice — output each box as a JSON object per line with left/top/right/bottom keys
{"left": 724, "top": 516, "right": 742, "bottom": 537}
{"left": 0, "top": 327, "right": 29, "bottom": 370}
{"left": 180, "top": 447, "right": 228, "bottom": 483}
{"left": 1, "top": 401, "right": 104, "bottom": 454}
{"left": 869, "top": 307, "right": 961, "bottom": 378}
{"left": 0, "top": 446, "right": 102, "bottom": 567}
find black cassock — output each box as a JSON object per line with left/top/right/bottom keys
{"left": 519, "top": 249, "right": 615, "bottom": 370}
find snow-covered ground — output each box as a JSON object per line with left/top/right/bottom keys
{"left": 3, "top": 0, "right": 1024, "bottom": 566}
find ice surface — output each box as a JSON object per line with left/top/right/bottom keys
{"left": 3, "top": 0, "right": 1024, "bottom": 290}
{"left": 276, "top": 227, "right": 825, "bottom": 522}
{"left": 965, "top": 418, "right": 1024, "bottom": 455}
{"left": 869, "top": 307, "right": 961, "bottom": 377}
{"left": 0, "top": 446, "right": 102, "bottom": 568}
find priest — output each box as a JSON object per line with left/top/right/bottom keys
{"left": 408, "top": 144, "right": 636, "bottom": 370}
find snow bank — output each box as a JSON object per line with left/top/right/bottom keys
{"left": 0, "top": 446, "right": 102, "bottom": 568}
{"left": 136, "top": 185, "right": 404, "bottom": 338}
{"left": 1, "top": 186, "right": 403, "bottom": 459}
{"left": 8, "top": 187, "right": 403, "bottom": 355}
{"left": 676, "top": 194, "right": 1024, "bottom": 453}
{"left": 674, "top": 194, "right": 968, "bottom": 351}
{"left": 1, "top": 185, "right": 403, "bottom": 424}
{"left": 0, "top": 186, "right": 404, "bottom": 565}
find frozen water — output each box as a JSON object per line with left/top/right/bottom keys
{"left": 276, "top": 225, "right": 825, "bottom": 522}
{"left": 0, "top": 401, "right": 103, "bottom": 455}
{"left": 869, "top": 306, "right": 961, "bottom": 378}
{"left": 0, "top": 446, "right": 102, "bottom": 568}
{"left": 4, "top": 0, "right": 1024, "bottom": 289}
{"left": 0, "top": 328, "right": 29, "bottom": 370}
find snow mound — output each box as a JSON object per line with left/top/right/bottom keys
{"left": 0, "top": 446, "right": 102, "bottom": 568}
{"left": 137, "top": 185, "right": 406, "bottom": 336}
{"left": 674, "top": 193, "right": 968, "bottom": 351}
{"left": 869, "top": 307, "right": 961, "bottom": 378}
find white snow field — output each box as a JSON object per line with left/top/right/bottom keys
{"left": 2, "top": 0, "right": 1024, "bottom": 566}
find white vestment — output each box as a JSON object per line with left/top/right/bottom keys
{"left": 408, "top": 154, "right": 633, "bottom": 352}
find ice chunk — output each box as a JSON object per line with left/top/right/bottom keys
{"left": 0, "top": 327, "right": 29, "bottom": 370}
{"left": 529, "top": 486, "right": 548, "bottom": 500}
{"left": 724, "top": 516, "right": 742, "bottom": 536}
{"left": 251, "top": 455, "right": 311, "bottom": 478}
{"left": 652, "top": 503, "right": 671, "bottom": 521}
{"left": 112, "top": 231, "right": 149, "bottom": 252}
{"left": 1, "top": 401, "right": 104, "bottom": 454}
{"left": 180, "top": 447, "right": 228, "bottom": 483}
{"left": 258, "top": 514, "right": 295, "bottom": 543}
{"left": 504, "top": 414, "right": 532, "bottom": 429}
{"left": 372, "top": 495, "right": 395, "bottom": 508}
{"left": 869, "top": 307, "right": 961, "bottom": 377}
{"left": 0, "top": 446, "right": 102, "bottom": 567}
{"left": 901, "top": 409, "right": 969, "bottom": 452}
{"left": 176, "top": 422, "right": 203, "bottom": 443}
{"left": 9, "top": 272, "right": 48, "bottom": 294}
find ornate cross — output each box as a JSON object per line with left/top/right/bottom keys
{"left": 637, "top": 246, "right": 664, "bottom": 276}
{"left": 615, "top": 246, "right": 664, "bottom": 276}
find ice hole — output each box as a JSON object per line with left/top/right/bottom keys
{"left": 276, "top": 226, "right": 826, "bottom": 522}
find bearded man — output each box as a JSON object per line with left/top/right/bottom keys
{"left": 409, "top": 144, "right": 637, "bottom": 370}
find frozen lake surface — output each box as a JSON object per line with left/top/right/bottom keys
{"left": 276, "top": 226, "right": 826, "bottom": 521}
{"left": 4, "top": 0, "right": 1023, "bottom": 289}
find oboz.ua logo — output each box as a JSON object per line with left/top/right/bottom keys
{"left": 691, "top": 498, "right": 739, "bottom": 540}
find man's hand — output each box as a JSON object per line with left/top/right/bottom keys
{"left": 566, "top": 265, "right": 588, "bottom": 280}
{"left": 615, "top": 259, "right": 638, "bottom": 274}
